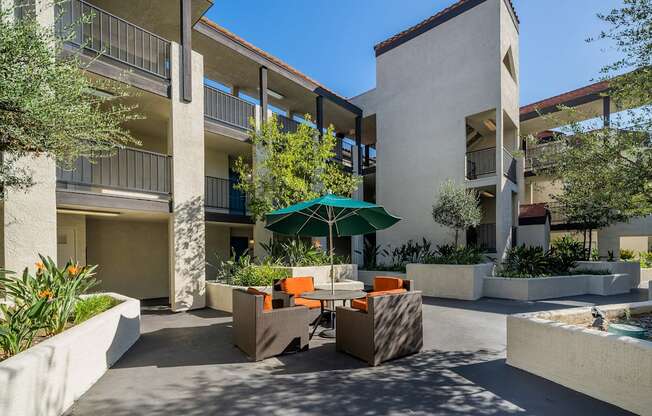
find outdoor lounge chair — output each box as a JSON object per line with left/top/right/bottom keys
{"left": 273, "top": 276, "right": 323, "bottom": 322}
{"left": 336, "top": 290, "right": 423, "bottom": 366}
{"left": 232, "top": 288, "right": 310, "bottom": 361}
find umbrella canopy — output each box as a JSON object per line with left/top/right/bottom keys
{"left": 265, "top": 194, "right": 401, "bottom": 237}
{"left": 265, "top": 195, "right": 401, "bottom": 294}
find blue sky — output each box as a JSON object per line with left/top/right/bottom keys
{"left": 204, "top": 0, "right": 623, "bottom": 106}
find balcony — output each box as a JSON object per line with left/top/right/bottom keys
{"left": 205, "top": 176, "right": 249, "bottom": 217}
{"left": 56, "top": 147, "right": 171, "bottom": 196}
{"left": 465, "top": 147, "right": 517, "bottom": 184}
{"left": 204, "top": 85, "right": 256, "bottom": 131}
{"left": 277, "top": 114, "right": 301, "bottom": 134}
{"left": 525, "top": 141, "right": 563, "bottom": 172}
{"left": 55, "top": 0, "right": 171, "bottom": 80}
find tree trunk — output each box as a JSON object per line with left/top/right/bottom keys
{"left": 583, "top": 229, "right": 588, "bottom": 260}
{"left": 588, "top": 229, "right": 594, "bottom": 260}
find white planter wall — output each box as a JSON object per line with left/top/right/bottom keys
{"left": 484, "top": 274, "right": 631, "bottom": 301}
{"left": 507, "top": 301, "right": 652, "bottom": 415}
{"left": 205, "top": 282, "right": 272, "bottom": 313}
{"left": 276, "top": 264, "right": 358, "bottom": 284}
{"left": 407, "top": 263, "right": 493, "bottom": 300}
{"left": 575, "top": 261, "right": 640, "bottom": 288}
{"left": 641, "top": 268, "right": 652, "bottom": 290}
{"left": 0, "top": 293, "right": 140, "bottom": 416}
{"left": 358, "top": 270, "right": 406, "bottom": 286}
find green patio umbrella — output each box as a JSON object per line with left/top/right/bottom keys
{"left": 265, "top": 194, "right": 401, "bottom": 293}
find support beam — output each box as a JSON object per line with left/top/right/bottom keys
{"left": 259, "top": 66, "right": 268, "bottom": 122}
{"left": 603, "top": 95, "right": 611, "bottom": 128}
{"left": 180, "top": 0, "right": 192, "bottom": 102}
{"left": 355, "top": 116, "right": 363, "bottom": 174}
{"left": 316, "top": 96, "right": 324, "bottom": 138}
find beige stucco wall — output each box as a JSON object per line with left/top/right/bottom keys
{"left": 598, "top": 215, "right": 652, "bottom": 258}
{"left": 353, "top": 0, "right": 519, "bottom": 258}
{"left": 168, "top": 45, "right": 206, "bottom": 311}
{"left": 205, "top": 148, "right": 230, "bottom": 178}
{"left": 86, "top": 218, "right": 169, "bottom": 300}
{"left": 523, "top": 175, "right": 561, "bottom": 205}
{"left": 205, "top": 223, "right": 230, "bottom": 279}
{"left": 2, "top": 155, "right": 57, "bottom": 273}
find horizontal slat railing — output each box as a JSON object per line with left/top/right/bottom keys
{"left": 503, "top": 148, "right": 517, "bottom": 183}
{"left": 204, "top": 86, "right": 255, "bottom": 130}
{"left": 205, "top": 176, "right": 248, "bottom": 215}
{"left": 55, "top": 0, "right": 171, "bottom": 79}
{"left": 466, "top": 148, "right": 496, "bottom": 180}
{"left": 56, "top": 148, "right": 171, "bottom": 195}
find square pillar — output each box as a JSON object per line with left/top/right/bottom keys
{"left": 168, "top": 43, "right": 206, "bottom": 311}
{"left": 2, "top": 155, "right": 57, "bottom": 272}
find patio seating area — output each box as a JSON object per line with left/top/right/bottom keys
{"left": 64, "top": 289, "right": 649, "bottom": 416}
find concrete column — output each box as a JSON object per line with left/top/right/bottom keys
{"left": 168, "top": 43, "right": 205, "bottom": 311}
{"left": 351, "top": 145, "right": 364, "bottom": 266}
{"left": 2, "top": 155, "right": 57, "bottom": 272}
{"left": 495, "top": 109, "right": 512, "bottom": 259}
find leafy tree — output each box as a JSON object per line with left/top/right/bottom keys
{"left": 431, "top": 180, "right": 482, "bottom": 246}
{"left": 233, "top": 115, "right": 359, "bottom": 221}
{"left": 0, "top": 4, "right": 140, "bottom": 193}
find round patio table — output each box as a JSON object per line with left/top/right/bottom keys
{"left": 301, "top": 290, "right": 367, "bottom": 339}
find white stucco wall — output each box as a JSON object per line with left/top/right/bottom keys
{"left": 352, "top": 0, "right": 519, "bottom": 258}
{"left": 57, "top": 213, "right": 87, "bottom": 266}
{"left": 168, "top": 44, "right": 206, "bottom": 311}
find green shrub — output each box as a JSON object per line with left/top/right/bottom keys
{"left": 619, "top": 248, "right": 636, "bottom": 261}
{"left": 640, "top": 252, "right": 652, "bottom": 269}
{"left": 212, "top": 251, "right": 288, "bottom": 287}
{"left": 73, "top": 295, "right": 121, "bottom": 325}
{"left": 261, "top": 238, "right": 348, "bottom": 266}
{"left": 387, "top": 238, "right": 435, "bottom": 268}
{"left": 550, "top": 236, "right": 585, "bottom": 270}
{"left": 0, "top": 255, "right": 98, "bottom": 335}
{"left": 497, "top": 245, "right": 552, "bottom": 278}
{"left": 425, "top": 244, "right": 486, "bottom": 265}
{"left": 0, "top": 298, "right": 50, "bottom": 359}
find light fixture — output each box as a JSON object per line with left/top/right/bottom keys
{"left": 480, "top": 191, "right": 495, "bottom": 198}
{"left": 483, "top": 119, "right": 497, "bottom": 132}
{"left": 101, "top": 189, "right": 161, "bottom": 200}
{"left": 57, "top": 209, "right": 120, "bottom": 217}
{"left": 249, "top": 239, "right": 255, "bottom": 245}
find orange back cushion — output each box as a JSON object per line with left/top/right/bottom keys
{"left": 246, "top": 288, "right": 272, "bottom": 311}
{"left": 374, "top": 277, "right": 404, "bottom": 292}
{"left": 280, "top": 277, "right": 314, "bottom": 296}
{"left": 352, "top": 288, "right": 407, "bottom": 313}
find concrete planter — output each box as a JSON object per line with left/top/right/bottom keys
{"left": 641, "top": 268, "right": 652, "bottom": 290}
{"left": 206, "top": 282, "right": 272, "bottom": 313}
{"left": 507, "top": 301, "right": 652, "bottom": 415}
{"left": 484, "top": 274, "right": 631, "bottom": 301}
{"left": 0, "top": 293, "right": 140, "bottom": 416}
{"left": 407, "top": 263, "right": 493, "bottom": 300}
{"left": 358, "top": 270, "right": 406, "bottom": 286}
{"left": 575, "top": 261, "right": 640, "bottom": 288}
{"left": 274, "top": 264, "right": 358, "bottom": 285}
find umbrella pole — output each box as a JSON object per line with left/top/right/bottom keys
{"left": 329, "top": 208, "right": 335, "bottom": 295}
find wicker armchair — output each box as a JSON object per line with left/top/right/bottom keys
{"left": 232, "top": 289, "right": 310, "bottom": 361}
{"left": 336, "top": 290, "right": 423, "bottom": 366}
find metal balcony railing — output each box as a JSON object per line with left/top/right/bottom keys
{"left": 467, "top": 223, "right": 497, "bottom": 253}
{"left": 204, "top": 86, "right": 255, "bottom": 131}
{"left": 56, "top": 147, "right": 171, "bottom": 195}
{"left": 525, "top": 141, "right": 563, "bottom": 172}
{"left": 205, "top": 176, "right": 248, "bottom": 215}
{"left": 503, "top": 149, "right": 517, "bottom": 184}
{"left": 466, "top": 148, "right": 496, "bottom": 180}
{"left": 277, "top": 114, "right": 301, "bottom": 134}
{"left": 55, "top": 0, "right": 171, "bottom": 79}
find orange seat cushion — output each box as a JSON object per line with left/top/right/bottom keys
{"left": 246, "top": 288, "right": 272, "bottom": 311}
{"left": 280, "top": 276, "right": 314, "bottom": 296}
{"left": 351, "top": 288, "right": 407, "bottom": 313}
{"left": 294, "top": 297, "right": 322, "bottom": 309}
{"left": 373, "top": 277, "right": 404, "bottom": 292}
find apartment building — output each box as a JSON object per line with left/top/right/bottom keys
{"left": 1, "top": 0, "right": 374, "bottom": 311}
{"left": 352, "top": 0, "right": 522, "bottom": 258}
{"left": 520, "top": 80, "right": 652, "bottom": 258}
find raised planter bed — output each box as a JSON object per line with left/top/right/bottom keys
{"left": 484, "top": 274, "right": 631, "bottom": 301}
{"left": 0, "top": 293, "right": 140, "bottom": 416}
{"left": 407, "top": 263, "right": 493, "bottom": 300}
{"left": 507, "top": 301, "right": 652, "bottom": 415}
{"left": 575, "top": 261, "right": 640, "bottom": 288}
{"left": 358, "top": 270, "right": 406, "bottom": 286}
{"left": 275, "top": 264, "right": 358, "bottom": 285}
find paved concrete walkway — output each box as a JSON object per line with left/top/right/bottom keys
{"left": 66, "top": 291, "right": 648, "bottom": 416}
